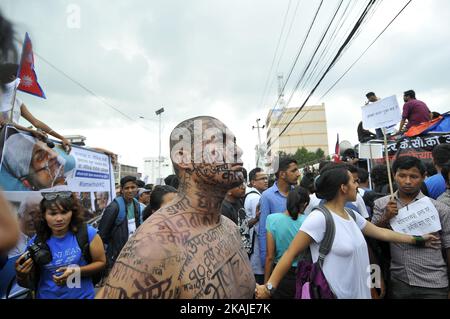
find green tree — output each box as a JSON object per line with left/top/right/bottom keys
{"left": 278, "top": 147, "right": 326, "bottom": 166}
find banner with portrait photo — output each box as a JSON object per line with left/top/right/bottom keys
{"left": 0, "top": 125, "right": 115, "bottom": 224}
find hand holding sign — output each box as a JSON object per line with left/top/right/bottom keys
{"left": 390, "top": 197, "right": 442, "bottom": 236}
{"left": 421, "top": 234, "right": 442, "bottom": 249}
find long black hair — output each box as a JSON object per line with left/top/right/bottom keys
{"left": 286, "top": 186, "right": 310, "bottom": 220}
{"left": 36, "top": 194, "right": 85, "bottom": 241}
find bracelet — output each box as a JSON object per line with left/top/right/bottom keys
{"left": 413, "top": 235, "right": 426, "bottom": 247}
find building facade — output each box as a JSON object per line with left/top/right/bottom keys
{"left": 143, "top": 156, "right": 173, "bottom": 185}
{"left": 266, "top": 104, "right": 329, "bottom": 157}
{"left": 113, "top": 164, "right": 141, "bottom": 183}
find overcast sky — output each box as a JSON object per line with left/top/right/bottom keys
{"left": 2, "top": 0, "right": 450, "bottom": 175}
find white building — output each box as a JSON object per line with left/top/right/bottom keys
{"left": 266, "top": 103, "right": 329, "bottom": 156}
{"left": 143, "top": 156, "right": 173, "bottom": 185}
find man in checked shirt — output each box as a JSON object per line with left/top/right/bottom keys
{"left": 372, "top": 156, "right": 450, "bottom": 299}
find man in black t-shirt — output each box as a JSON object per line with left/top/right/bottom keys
{"left": 221, "top": 182, "right": 252, "bottom": 254}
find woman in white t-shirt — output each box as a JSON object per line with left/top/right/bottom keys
{"left": 255, "top": 163, "right": 440, "bottom": 299}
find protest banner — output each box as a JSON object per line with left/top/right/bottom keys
{"left": 361, "top": 96, "right": 402, "bottom": 197}
{"left": 390, "top": 197, "right": 442, "bottom": 236}
{"left": 361, "top": 95, "right": 402, "bottom": 130}
{"left": 371, "top": 133, "right": 450, "bottom": 165}
{"left": 0, "top": 125, "right": 115, "bottom": 223}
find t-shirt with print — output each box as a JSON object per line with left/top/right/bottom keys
{"left": 300, "top": 209, "right": 371, "bottom": 299}
{"left": 29, "top": 225, "right": 97, "bottom": 299}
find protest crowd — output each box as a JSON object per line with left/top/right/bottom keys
{"left": 1, "top": 10, "right": 450, "bottom": 301}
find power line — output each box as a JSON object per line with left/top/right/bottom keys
{"left": 294, "top": 0, "right": 355, "bottom": 105}
{"left": 273, "top": 0, "right": 378, "bottom": 144}
{"left": 317, "top": 0, "right": 413, "bottom": 101}
{"left": 285, "top": 1, "right": 390, "bottom": 135}
{"left": 269, "top": 0, "right": 324, "bottom": 127}
{"left": 262, "top": 0, "right": 303, "bottom": 122}
{"left": 13, "top": 36, "right": 160, "bottom": 134}
{"left": 36, "top": 54, "right": 136, "bottom": 122}
{"left": 284, "top": 0, "right": 345, "bottom": 109}
{"left": 273, "top": 0, "right": 360, "bottom": 128}
{"left": 296, "top": 0, "right": 379, "bottom": 104}
{"left": 257, "top": 0, "right": 293, "bottom": 112}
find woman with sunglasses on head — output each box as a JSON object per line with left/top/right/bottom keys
{"left": 15, "top": 188, "right": 106, "bottom": 299}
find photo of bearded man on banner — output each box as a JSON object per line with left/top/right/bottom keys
{"left": 0, "top": 127, "right": 75, "bottom": 191}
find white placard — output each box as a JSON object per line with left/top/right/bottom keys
{"left": 361, "top": 95, "right": 402, "bottom": 129}
{"left": 390, "top": 197, "right": 442, "bottom": 236}
{"left": 358, "top": 143, "right": 384, "bottom": 159}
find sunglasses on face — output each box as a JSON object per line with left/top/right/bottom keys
{"left": 41, "top": 191, "right": 72, "bottom": 201}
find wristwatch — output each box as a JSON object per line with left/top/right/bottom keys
{"left": 266, "top": 282, "right": 276, "bottom": 297}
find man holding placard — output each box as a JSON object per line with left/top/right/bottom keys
{"left": 372, "top": 156, "right": 450, "bottom": 299}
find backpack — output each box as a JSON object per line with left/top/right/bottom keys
{"left": 76, "top": 223, "right": 104, "bottom": 286}
{"left": 113, "top": 197, "right": 142, "bottom": 227}
{"left": 242, "top": 190, "right": 260, "bottom": 256}
{"left": 237, "top": 208, "right": 252, "bottom": 255}
{"left": 295, "top": 205, "right": 356, "bottom": 299}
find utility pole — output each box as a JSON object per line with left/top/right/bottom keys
{"left": 272, "top": 73, "right": 286, "bottom": 125}
{"left": 155, "top": 107, "right": 165, "bottom": 184}
{"left": 252, "top": 118, "right": 265, "bottom": 167}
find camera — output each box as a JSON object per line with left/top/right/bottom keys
{"left": 21, "top": 242, "right": 52, "bottom": 266}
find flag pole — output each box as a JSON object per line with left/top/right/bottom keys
{"left": 9, "top": 85, "right": 18, "bottom": 123}
{"left": 383, "top": 128, "right": 395, "bottom": 198}
{"left": 368, "top": 143, "right": 373, "bottom": 190}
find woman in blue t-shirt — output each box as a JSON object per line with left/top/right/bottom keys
{"left": 15, "top": 190, "right": 106, "bottom": 299}
{"left": 264, "top": 186, "right": 310, "bottom": 299}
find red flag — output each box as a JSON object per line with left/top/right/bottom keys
{"left": 333, "top": 134, "right": 341, "bottom": 163}
{"left": 17, "top": 33, "right": 46, "bottom": 99}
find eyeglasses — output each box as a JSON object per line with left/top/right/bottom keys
{"left": 41, "top": 191, "right": 72, "bottom": 201}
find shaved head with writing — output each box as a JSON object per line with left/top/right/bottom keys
{"left": 97, "top": 116, "right": 255, "bottom": 299}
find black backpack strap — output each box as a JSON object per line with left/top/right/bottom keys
{"left": 243, "top": 190, "right": 260, "bottom": 202}
{"left": 75, "top": 223, "right": 92, "bottom": 264}
{"left": 315, "top": 205, "right": 336, "bottom": 269}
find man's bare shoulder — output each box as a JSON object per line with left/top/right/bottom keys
{"left": 219, "top": 214, "right": 240, "bottom": 231}
{"left": 98, "top": 212, "right": 186, "bottom": 299}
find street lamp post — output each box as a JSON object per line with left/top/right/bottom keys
{"left": 252, "top": 118, "right": 265, "bottom": 167}
{"left": 155, "top": 107, "right": 165, "bottom": 184}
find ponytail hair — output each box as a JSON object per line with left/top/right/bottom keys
{"left": 286, "top": 186, "right": 310, "bottom": 220}
{"left": 315, "top": 167, "right": 350, "bottom": 201}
